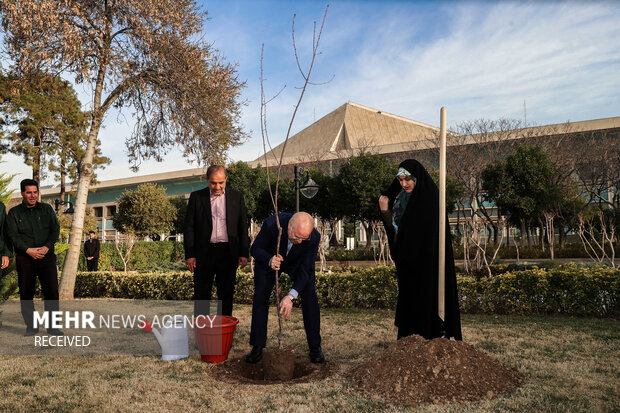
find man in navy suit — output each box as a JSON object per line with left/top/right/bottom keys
{"left": 184, "top": 165, "right": 249, "bottom": 316}
{"left": 245, "top": 211, "right": 324, "bottom": 363}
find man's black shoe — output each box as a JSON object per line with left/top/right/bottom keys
{"left": 309, "top": 347, "right": 325, "bottom": 363}
{"left": 245, "top": 346, "right": 263, "bottom": 363}
{"left": 24, "top": 327, "right": 39, "bottom": 337}
{"left": 46, "top": 328, "right": 64, "bottom": 336}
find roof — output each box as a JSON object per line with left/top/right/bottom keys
{"left": 250, "top": 102, "right": 440, "bottom": 167}
{"left": 250, "top": 102, "right": 620, "bottom": 167}
{"left": 11, "top": 167, "right": 208, "bottom": 200}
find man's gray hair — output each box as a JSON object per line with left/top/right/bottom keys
{"left": 206, "top": 165, "right": 226, "bottom": 179}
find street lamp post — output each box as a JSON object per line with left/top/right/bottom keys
{"left": 294, "top": 165, "right": 320, "bottom": 212}
{"left": 54, "top": 199, "right": 74, "bottom": 214}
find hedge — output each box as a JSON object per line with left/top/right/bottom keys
{"left": 56, "top": 241, "right": 185, "bottom": 272}
{"left": 55, "top": 240, "right": 611, "bottom": 272}
{"left": 73, "top": 264, "right": 619, "bottom": 318}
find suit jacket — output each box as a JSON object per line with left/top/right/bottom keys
{"left": 184, "top": 186, "right": 249, "bottom": 266}
{"left": 0, "top": 202, "right": 11, "bottom": 258}
{"left": 84, "top": 238, "right": 100, "bottom": 259}
{"left": 251, "top": 213, "right": 320, "bottom": 294}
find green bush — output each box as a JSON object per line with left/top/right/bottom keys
{"left": 55, "top": 240, "right": 612, "bottom": 273}
{"left": 73, "top": 264, "right": 618, "bottom": 318}
{"left": 0, "top": 260, "right": 19, "bottom": 301}
{"left": 326, "top": 248, "right": 376, "bottom": 261}
{"left": 452, "top": 242, "right": 613, "bottom": 260}
{"left": 56, "top": 241, "right": 185, "bottom": 272}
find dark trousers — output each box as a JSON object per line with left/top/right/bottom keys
{"left": 249, "top": 266, "right": 322, "bottom": 349}
{"left": 16, "top": 253, "right": 60, "bottom": 329}
{"left": 193, "top": 243, "right": 237, "bottom": 316}
{"left": 87, "top": 258, "right": 99, "bottom": 271}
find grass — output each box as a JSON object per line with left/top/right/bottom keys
{"left": 0, "top": 304, "right": 618, "bottom": 412}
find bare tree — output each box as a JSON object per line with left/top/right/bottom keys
{"left": 259, "top": 6, "right": 329, "bottom": 349}
{"left": 447, "top": 118, "right": 530, "bottom": 272}
{"left": 576, "top": 210, "right": 616, "bottom": 268}
{"left": 371, "top": 220, "right": 393, "bottom": 266}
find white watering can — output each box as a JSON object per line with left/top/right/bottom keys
{"left": 141, "top": 315, "right": 189, "bottom": 361}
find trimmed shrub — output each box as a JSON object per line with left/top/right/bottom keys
{"left": 452, "top": 242, "right": 614, "bottom": 260}
{"left": 55, "top": 241, "right": 613, "bottom": 272}
{"left": 326, "top": 248, "right": 376, "bottom": 261}
{"left": 73, "top": 264, "right": 618, "bottom": 318}
{"left": 56, "top": 241, "right": 185, "bottom": 272}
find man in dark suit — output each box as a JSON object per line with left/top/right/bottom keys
{"left": 184, "top": 165, "right": 249, "bottom": 316}
{"left": 245, "top": 211, "right": 324, "bottom": 364}
{"left": 84, "top": 230, "right": 100, "bottom": 271}
{"left": 0, "top": 200, "right": 10, "bottom": 271}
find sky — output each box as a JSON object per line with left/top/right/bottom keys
{"left": 2, "top": 0, "right": 620, "bottom": 191}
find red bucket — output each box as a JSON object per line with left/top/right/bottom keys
{"left": 193, "top": 315, "right": 239, "bottom": 363}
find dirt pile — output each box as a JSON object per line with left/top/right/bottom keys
{"left": 348, "top": 335, "right": 525, "bottom": 406}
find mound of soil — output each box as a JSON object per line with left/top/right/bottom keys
{"left": 215, "top": 348, "right": 335, "bottom": 385}
{"left": 348, "top": 335, "right": 525, "bottom": 406}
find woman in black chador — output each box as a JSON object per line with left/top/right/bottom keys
{"left": 379, "top": 159, "right": 462, "bottom": 340}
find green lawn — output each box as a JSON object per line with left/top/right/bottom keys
{"left": 0, "top": 305, "right": 617, "bottom": 412}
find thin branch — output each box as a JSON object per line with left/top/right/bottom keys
{"left": 259, "top": 5, "right": 329, "bottom": 349}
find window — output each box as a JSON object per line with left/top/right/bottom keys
{"left": 105, "top": 205, "right": 116, "bottom": 217}
{"left": 94, "top": 207, "right": 103, "bottom": 218}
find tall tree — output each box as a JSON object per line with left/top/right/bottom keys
{"left": 113, "top": 183, "right": 176, "bottom": 271}
{"left": 114, "top": 183, "right": 176, "bottom": 238}
{"left": 0, "top": 157, "right": 14, "bottom": 205}
{"left": 448, "top": 118, "right": 531, "bottom": 244}
{"left": 226, "top": 161, "right": 272, "bottom": 222}
{"left": 338, "top": 152, "right": 397, "bottom": 251}
{"left": 0, "top": 0, "right": 246, "bottom": 297}
{"left": 0, "top": 71, "right": 109, "bottom": 199}
{"left": 482, "top": 143, "right": 562, "bottom": 248}
{"left": 427, "top": 169, "right": 465, "bottom": 215}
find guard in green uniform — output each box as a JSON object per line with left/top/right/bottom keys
{"left": 6, "top": 179, "right": 63, "bottom": 336}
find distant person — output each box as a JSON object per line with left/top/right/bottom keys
{"left": 6, "top": 179, "right": 63, "bottom": 336}
{"left": 184, "top": 165, "right": 249, "bottom": 317}
{"left": 378, "top": 159, "right": 462, "bottom": 340}
{"left": 245, "top": 212, "right": 324, "bottom": 364}
{"left": 0, "top": 200, "right": 10, "bottom": 270}
{"left": 84, "top": 230, "right": 101, "bottom": 271}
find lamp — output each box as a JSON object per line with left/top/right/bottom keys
{"left": 294, "top": 165, "right": 320, "bottom": 212}
{"left": 54, "top": 199, "right": 74, "bottom": 214}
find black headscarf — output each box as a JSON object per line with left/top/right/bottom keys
{"left": 384, "top": 159, "right": 462, "bottom": 340}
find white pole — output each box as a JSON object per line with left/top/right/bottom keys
{"left": 438, "top": 107, "right": 447, "bottom": 323}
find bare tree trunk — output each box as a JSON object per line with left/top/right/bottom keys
{"left": 317, "top": 220, "right": 330, "bottom": 272}
{"left": 363, "top": 221, "right": 373, "bottom": 252}
{"left": 34, "top": 135, "right": 42, "bottom": 202}
{"left": 538, "top": 218, "right": 546, "bottom": 253}
{"left": 544, "top": 212, "right": 556, "bottom": 260}
{"left": 58, "top": 111, "right": 103, "bottom": 298}
{"left": 59, "top": 151, "right": 66, "bottom": 202}
{"left": 520, "top": 219, "right": 527, "bottom": 248}
{"left": 462, "top": 221, "right": 470, "bottom": 274}
{"left": 328, "top": 219, "right": 340, "bottom": 246}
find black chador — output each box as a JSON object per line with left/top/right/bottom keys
{"left": 382, "top": 159, "right": 462, "bottom": 340}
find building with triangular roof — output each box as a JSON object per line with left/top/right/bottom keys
{"left": 10, "top": 101, "right": 619, "bottom": 242}
{"left": 249, "top": 102, "right": 440, "bottom": 167}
